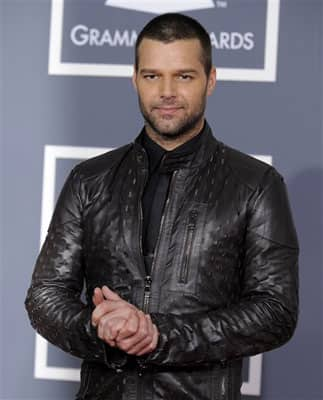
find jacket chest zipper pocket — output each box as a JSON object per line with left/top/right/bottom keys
{"left": 179, "top": 210, "right": 198, "bottom": 284}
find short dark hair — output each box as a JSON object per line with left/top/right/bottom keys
{"left": 135, "top": 13, "right": 212, "bottom": 76}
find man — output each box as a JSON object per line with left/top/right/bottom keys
{"left": 25, "top": 13, "right": 299, "bottom": 400}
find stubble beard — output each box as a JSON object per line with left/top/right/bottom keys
{"left": 138, "top": 96, "right": 206, "bottom": 141}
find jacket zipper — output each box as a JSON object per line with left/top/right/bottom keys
{"left": 136, "top": 150, "right": 149, "bottom": 391}
{"left": 179, "top": 209, "right": 198, "bottom": 284}
{"left": 138, "top": 152, "right": 148, "bottom": 278}
{"left": 141, "top": 170, "right": 178, "bottom": 313}
{"left": 142, "top": 275, "right": 152, "bottom": 313}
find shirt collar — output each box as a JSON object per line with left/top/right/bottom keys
{"left": 140, "top": 122, "right": 206, "bottom": 173}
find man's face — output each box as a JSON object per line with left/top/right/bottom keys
{"left": 133, "top": 38, "right": 216, "bottom": 141}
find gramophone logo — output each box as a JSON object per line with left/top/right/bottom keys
{"left": 105, "top": 0, "right": 215, "bottom": 14}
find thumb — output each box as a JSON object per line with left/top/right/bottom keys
{"left": 102, "top": 286, "right": 121, "bottom": 301}
{"left": 92, "top": 287, "right": 104, "bottom": 306}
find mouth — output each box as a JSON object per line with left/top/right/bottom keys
{"left": 154, "top": 106, "right": 183, "bottom": 115}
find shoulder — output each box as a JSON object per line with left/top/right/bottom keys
{"left": 71, "top": 143, "right": 133, "bottom": 181}
{"left": 219, "top": 142, "right": 281, "bottom": 191}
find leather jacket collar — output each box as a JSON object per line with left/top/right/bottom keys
{"left": 133, "top": 120, "right": 219, "bottom": 171}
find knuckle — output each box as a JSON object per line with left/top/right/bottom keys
{"left": 98, "top": 320, "right": 104, "bottom": 331}
{"left": 138, "top": 328, "right": 147, "bottom": 337}
{"left": 127, "top": 347, "right": 135, "bottom": 355}
{"left": 149, "top": 343, "right": 155, "bottom": 351}
{"left": 120, "top": 342, "right": 130, "bottom": 352}
{"left": 117, "top": 342, "right": 125, "bottom": 350}
{"left": 143, "top": 334, "right": 151, "bottom": 343}
{"left": 110, "top": 327, "right": 117, "bottom": 337}
{"left": 128, "top": 325, "right": 137, "bottom": 335}
{"left": 126, "top": 308, "right": 134, "bottom": 317}
{"left": 99, "top": 302, "right": 108, "bottom": 312}
{"left": 100, "top": 320, "right": 108, "bottom": 332}
{"left": 103, "top": 332, "right": 111, "bottom": 342}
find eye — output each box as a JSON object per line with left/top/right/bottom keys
{"left": 143, "top": 74, "right": 159, "bottom": 80}
{"left": 178, "top": 74, "right": 193, "bottom": 81}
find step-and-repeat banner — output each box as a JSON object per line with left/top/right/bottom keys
{"left": 1, "top": 1, "right": 322, "bottom": 399}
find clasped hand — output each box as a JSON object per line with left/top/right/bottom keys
{"left": 91, "top": 286, "right": 159, "bottom": 356}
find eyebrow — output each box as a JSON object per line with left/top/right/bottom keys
{"left": 139, "top": 69, "right": 198, "bottom": 74}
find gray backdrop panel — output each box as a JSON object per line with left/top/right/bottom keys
{"left": 1, "top": 1, "right": 322, "bottom": 399}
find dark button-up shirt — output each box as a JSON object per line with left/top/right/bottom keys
{"left": 140, "top": 125, "right": 206, "bottom": 274}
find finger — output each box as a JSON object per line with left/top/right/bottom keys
{"left": 115, "top": 310, "right": 140, "bottom": 341}
{"left": 102, "top": 286, "right": 122, "bottom": 301}
{"left": 136, "top": 321, "right": 159, "bottom": 356}
{"left": 126, "top": 335, "right": 152, "bottom": 355}
{"left": 117, "top": 311, "right": 148, "bottom": 350}
{"left": 97, "top": 314, "right": 112, "bottom": 343}
{"left": 91, "top": 300, "right": 120, "bottom": 327}
{"left": 96, "top": 307, "right": 135, "bottom": 343}
{"left": 92, "top": 297, "right": 136, "bottom": 327}
{"left": 92, "top": 301, "right": 109, "bottom": 327}
{"left": 136, "top": 324, "right": 159, "bottom": 356}
{"left": 92, "top": 287, "right": 104, "bottom": 306}
{"left": 125, "top": 315, "right": 154, "bottom": 355}
{"left": 97, "top": 320, "right": 115, "bottom": 347}
{"left": 97, "top": 308, "right": 131, "bottom": 337}
{"left": 98, "top": 315, "right": 127, "bottom": 346}
{"left": 146, "top": 314, "right": 154, "bottom": 333}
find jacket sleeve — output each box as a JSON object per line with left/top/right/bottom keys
{"left": 25, "top": 168, "right": 126, "bottom": 367}
{"left": 145, "top": 168, "right": 299, "bottom": 367}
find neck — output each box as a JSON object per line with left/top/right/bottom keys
{"left": 145, "top": 118, "right": 205, "bottom": 151}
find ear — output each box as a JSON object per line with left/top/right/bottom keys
{"left": 207, "top": 66, "right": 216, "bottom": 96}
{"left": 132, "top": 68, "right": 138, "bottom": 92}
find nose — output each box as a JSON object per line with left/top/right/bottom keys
{"left": 159, "top": 77, "right": 176, "bottom": 99}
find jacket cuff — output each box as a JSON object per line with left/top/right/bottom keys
{"left": 103, "top": 344, "right": 129, "bottom": 370}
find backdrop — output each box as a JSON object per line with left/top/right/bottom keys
{"left": 1, "top": 1, "right": 323, "bottom": 399}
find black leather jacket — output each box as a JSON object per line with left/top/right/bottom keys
{"left": 25, "top": 124, "right": 299, "bottom": 400}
